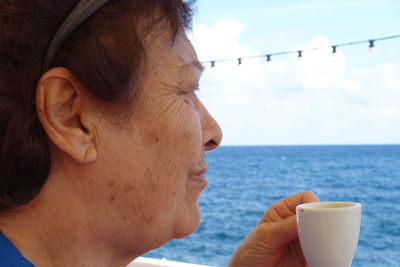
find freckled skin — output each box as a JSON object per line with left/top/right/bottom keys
{"left": 0, "top": 22, "right": 221, "bottom": 267}
{"left": 149, "top": 181, "right": 158, "bottom": 192}
{"left": 108, "top": 194, "right": 116, "bottom": 202}
{"left": 123, "top": 183, "right": 135, "bottom": 192}
{"left": 70, "top": 29, "right": 222, "bottom": 256}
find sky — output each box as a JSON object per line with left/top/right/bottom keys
{"left": 189, "top": 0, "right": 400, "bottom": 145}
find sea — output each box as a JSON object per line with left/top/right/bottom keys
{"left": 144, "top": 145, "right": 400, "bottom": 267}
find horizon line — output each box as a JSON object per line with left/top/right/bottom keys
{"left": 218, "top": 143, "right": 400, "bottom": 147}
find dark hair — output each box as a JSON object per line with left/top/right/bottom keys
{"left": 0, "top": 0, "right": 194, "bottom": 210}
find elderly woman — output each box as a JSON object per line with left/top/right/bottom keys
{"left": 0, "top": 0, "right": 318, "bottom": 266}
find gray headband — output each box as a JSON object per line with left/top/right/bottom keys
{"left": 42, "top": 0, "right": 111, "bottom": 73}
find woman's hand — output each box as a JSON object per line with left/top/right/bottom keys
{"left": 228, "top": 191, "right": 319, "bottom": 267}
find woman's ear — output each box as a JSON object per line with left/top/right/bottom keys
{"left": 35, "top": 67, "right": 97, "bottom": 163}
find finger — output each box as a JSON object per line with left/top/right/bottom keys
{"left": 263, "top": 203, "right": 282, "bottom": 223}
{"left": 261, "top": 215, "right": 299, "bottom": 248}
{"left": 260, "top": 191, "right": 319, "bottom": 224}
{"left": 262, "top": 198, "right": 297, "bottom": 223}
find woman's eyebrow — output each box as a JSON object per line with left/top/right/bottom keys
{"left": 180, "top": 59, "right": 205, "bottom": 74}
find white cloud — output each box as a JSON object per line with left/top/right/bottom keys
{"left": 191, "top": 20, "right": 400, "bottom": 145}
{"left": 192, "top": 19, "right": 253, "bottom": 60}
{"left": 291, "top": 37, "right": 346, "bottom": 89}
{"left": 256, "top": 0, "right": 379, "bottom": 16}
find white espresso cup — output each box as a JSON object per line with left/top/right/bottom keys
{"left": 296, "top": 202, "right": 361, "bottom": 267}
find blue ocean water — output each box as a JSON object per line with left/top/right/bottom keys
{"left": 145, "top": 145, "right": 400, "bottom": 266}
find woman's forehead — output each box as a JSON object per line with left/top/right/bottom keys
{"left": 148, "top": 32, "right": 200, "bottom": 73}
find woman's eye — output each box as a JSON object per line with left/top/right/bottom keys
{"left": 181, "top": 87, "right": 199, "bottom": 95}
{"left": 191, "top": 87, "right": 200, "bottom": 93}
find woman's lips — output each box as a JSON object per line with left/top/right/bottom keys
{"left": 190, "top": 169, "right": 207, "bottom": 179}
{"left": 188, "top": 159, "right": 207, "bottom": 182}
{"left": 189, "top": 167, "right": 207, "bottom": 181}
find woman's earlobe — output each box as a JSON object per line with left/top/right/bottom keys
{"left": 35, "top": 68, "right": 98, "bottom": 163}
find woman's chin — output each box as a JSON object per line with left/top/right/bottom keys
{"left": 173, "top": 210, "right": 201, "bottom": 239}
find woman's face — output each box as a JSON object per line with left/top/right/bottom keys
{"left": 79, "top": 30, "right": 222, "bottom": 253}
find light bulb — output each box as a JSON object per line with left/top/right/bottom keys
{"left": 332, "top": 45, "right": 337, "bottom": 55}
{"left": 369, "top": 40, "right": 376, "bottom": 52}
{"left": 297, "top": 50, "right": 303, "bottom": 61}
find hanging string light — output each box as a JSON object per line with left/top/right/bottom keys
{"left": 332, "top": 45, "right": 337, "bottom": 55}
{"left": 369, "top": 40, "right": 376, "bottom": 52}
{"left": 297, "top": 50, "right": 303, "bottom": 60}
{"left": 201, "top": 34, "right": 400, "bottom": 68}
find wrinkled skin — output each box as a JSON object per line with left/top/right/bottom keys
{"left": 228, "top": 191, "right": 319, "bottom": 267}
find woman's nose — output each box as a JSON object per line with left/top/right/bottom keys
{"left": 199, "top": 102, "right": 222, "bottom": 151}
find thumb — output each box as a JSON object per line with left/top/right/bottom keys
{"left": 228, "top": 216, "right": 303, "bottom": 267}
{"left": 265, "top": 215, "right": 299, "bottom": 248}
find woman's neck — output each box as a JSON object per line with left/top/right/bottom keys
{"left": 0, "top": 175, "right": 139, "bottom": 267}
